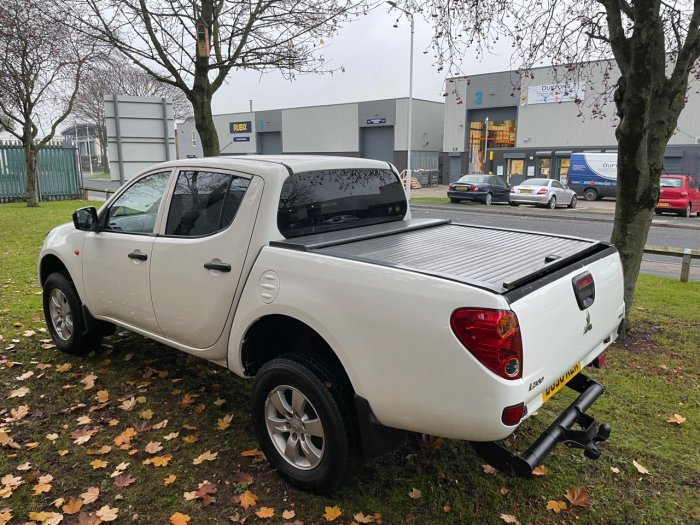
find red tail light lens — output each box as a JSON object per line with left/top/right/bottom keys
{"left": 450, "top": 308, "right": 523, "bottom": 380}
{"left": 448, "top": 184, "right": 454, "bottom": 190}
{"left": 471, "top": 185, "right": 479, "bottom": 191}
{"left": 501, "top": 403, "right": 524, "bottom": 426}
{"left": 537, "top": 187, "right": 548, "bottom": 195}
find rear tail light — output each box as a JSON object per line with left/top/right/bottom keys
{"left": 471, "top": 185, "right": 479, "bottom": 191}
{"left": 572, "top": 271, "right": 595, "bottom": 310}
{"left": 501, "top": 403, "right": 524, "bottom": 426}
{"left": 510, "top": 187, "right": 515, "bottom": 193}
{"left": 450, "top": 308, "right": 523, "bottom": 380}
{"left": 537, "top": 187, "right": 548, "bottom": 194}
{"left": 448, "top": 184, "right": 454, "bottom": 190}
{"left": 681, "top": 191, "right": 688, "bottom": 196}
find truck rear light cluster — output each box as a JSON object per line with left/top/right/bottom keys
{"left": 450, "top": 308, "right": 523, "bottom": 380}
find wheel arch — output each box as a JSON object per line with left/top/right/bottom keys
{"left": 241, "top": 314, "right": 353, "bottom": 389}
{"left": 40, "top": 254, "right": 70, "bottom": 286}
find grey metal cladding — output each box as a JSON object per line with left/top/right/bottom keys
{"left": 468, "top": 107, "right": 518, "bottom": 124}
{"left": 465, "top": 71, "right": 521, "bottom": 109}
{"left": 358, "top": 100, "right": 396, "bottom": 127}
{"left": 256, "top": 110, "right": 282, "bottom": 133}
{"left": 314, "top": 223, "right": 596, "bottom": 293}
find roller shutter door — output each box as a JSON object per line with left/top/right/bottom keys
{"left": 362, "top": 126, "right": 394, "bottom": 164}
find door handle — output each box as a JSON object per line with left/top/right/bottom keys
{"left": 204, "top": 261, "right": 231, "bottom": 272}
{"left": 128, "top": 251, "right": 148, "bottom": 261}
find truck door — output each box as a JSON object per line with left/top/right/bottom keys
{"left": 82, "top": 170, "right": 172, "bottom": 333}
{"left": 149, "top": 169, "right": 263, "bottom": 349}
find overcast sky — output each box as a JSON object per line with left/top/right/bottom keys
{"left": 211, "top": 7, "right": 515, "bottom": 115}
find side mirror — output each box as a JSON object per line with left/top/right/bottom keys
{"left": 73, "top": 207, "right": 98, "bottom": 231}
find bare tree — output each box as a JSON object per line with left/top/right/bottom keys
{"left": 72, "top": 57, "right": 192, "bottom": 166}
{"left": 66, "top": 0, "right": 370, "bottom": 156}
{"left": 399, "top": 0, "right": 700, "bottom": 313}
{"left": 0, "top": 0, "right": 92, "bottom": 206}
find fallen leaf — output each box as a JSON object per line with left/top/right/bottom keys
{"left": 500, "top": 514, "right": 520, "bottom": 524}
{"left": 610, "top": 466, "right": 620, "bottom": 474}
{"left": 33, "top": 481, "right": 52, "bottom": 495}
{"left": 667, "top": 413, "right": 687, "bottom": 425}
{"left": 80, "top": 487, "right": 100, "bottom": 504}
{"left": 80, "top": 373, "right": 97, "bottom": 390}
{"left": 182, "top": 435, "right": 198, "bottom": 444}
{"left": 1, "top": 474, "right": 23, "bottom": 488}
{"left": 56, "top": 363, "right": 72, "bottom": 373}
{"left": 90, "top": 460, "right": 108, "bottom": 469}
{"left": 63, "top": 497, "right": 84, "bottom": 514}
{"left": 282, "top": 509, "right": 296, "bottom": 520}
{"left": 145, "top": 455, "right": 172, "bottom": 467}
{"left": 145, "top": 441, "right": 164, "bottom": 454}
{"left": 499, "top": 486, "right": 509, "bottom": 495}
{"left": 323, "top": 506, "right": 342, "bottom": 521}
{"left": 633, "top": 460, "right": 650, "bottom": 475}
{"left": 96, "top": 505, "right": 119, "bottom": 522}
{"left": 87, "top": 445, "right": 112, "bottom": 456}
{"left": 16, "top": 370, "right": 34, "bottom": 380}
{"left": 95, "top": 390, "right": 110, "bottom": 403}
{"left": 240, "top": 448, "right": 263, "bottom": 457}
{"left": 7, "top": 386, "right": 29, "bottom": 398}
{"left": 9, "top": 405, "right": 29, "bottom": 421}
{"left": 46, "top": 433, "right": 59, "bottom": 441}
{"left": 77, "top": 415, "right": 92, "bottom": 425}
{"left": 256, "top": 507, "right": 275, "bottom": 519}
{"left": 193, "top": 450, "right": 217, "bottom": 465}
{"left": 71, "top": 428, "right": 97, "bottom": 445}
{"left": 16, "top": 462, "right": 32, "bottom": 471}
{"left": 232, "top": 471, "right": 254, "bottom": 484}
{"left": 29, "top": 511, "right": 62, "bottom": 525}
{"left": 164, "top": 475, "right": 177, "bottom": 485}
{"left": 163, "top": 432, "right": 179, "bottom": 441}
{"left": 217, "top": 414, "right": 233, "bottom": 430}
{"left": 408, "top": 488, "right": 422, "bottom": 499}
{"left": 239, "top": 490, "right": 257, "bottom": 509}
{"left": 353, "top": 512, "right": 374, "bottom": 523}
{"left": 114, "top": 474, "right": 136, "bottom": 488}
{"left": 140, "top": 409, "right": 154, "bottom": 420}
{"left": 114, "top": 427, "right": 137, "bottom": 447}
{"left": 482, "top": 464, "right": 497, "bottom": 475}
{"left": 546, "top": 500, "right": 567, "bottom": 513}
{"left": 419, "top": 433, "right": 445, "bottom": 449}
{"left": 52, "top": 497, "right": 65, "bottom": 508}
{"left": 213, "top": 397, "right": 226, "bottom": 406}
{"left": 119, "top": 397, "right": 137, "bottom": 411}
{"left": 532, "top": 465, "right": 548, "bottom": 476}
{"left": 152, "top": 419, "right": 169, "bottom": 430}
{"left": 565, "top": 486, "right": 592, "bottom": 507}
{"left": 170, "top": 512, "right": 190, "bottom": 525}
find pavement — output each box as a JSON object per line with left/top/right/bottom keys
{"left": 409, "top": 184, "right": 700, "bottom": 231}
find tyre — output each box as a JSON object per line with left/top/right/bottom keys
{"left": 583, "top": 188, "right": 598, "bottom": 201}
{"left": 547, "top": 195, "right": 557, "bottom": 209}
{"left": 449, "top": 198, "right": 460, "bottom": 204}
{"left": 568, "top": 195, "right": 577, "bottom": 209}
{"left": 680, "top": 204, "right": 691, "bottom": 218}
{"left": 484, "top": 193, "right": 492, "bottom": 206}
{"left": 251, "top": 354, "right": 359, "bottom": 492}
{"left": 42, "top": 272, "right": 102, "bottom": 355}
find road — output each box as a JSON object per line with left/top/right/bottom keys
{"left": 412, "top": 203, "right": 700, "bottom": 281}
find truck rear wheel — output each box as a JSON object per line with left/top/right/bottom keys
{"left": 250, "top": 354, "right": 359, "bottom": 492}
{"left": 583, "top": 188, "right": 598, "bottom": 201}
{"left": 42, "top": 272, "right": 102, "bottom": 355}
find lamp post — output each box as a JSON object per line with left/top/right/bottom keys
{"left": 388, "top": 2, "right": 414, "bottom": 199}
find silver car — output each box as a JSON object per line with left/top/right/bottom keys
{"left": 509, "top": 178, "right": 578, "bottom": 209}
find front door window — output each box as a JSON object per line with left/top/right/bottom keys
{"left": 538, "top": 158, "right": 551, "bottom": 178}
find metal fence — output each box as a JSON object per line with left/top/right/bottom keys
{"left": 0, "top": 141, "right": 82, "bottom": 202}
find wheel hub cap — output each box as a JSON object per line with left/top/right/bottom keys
{"left": 264, "top": 385, "right": 325, "bottom": 470}
{"left": 48, "top": 289, "right": 73, "bottom": 341}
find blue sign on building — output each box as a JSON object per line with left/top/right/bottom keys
{"left": 233, "top": 136, "right": 251, "bottom": 142}
{"left": 366, "top": 118, "right": 387, "bottom": 125}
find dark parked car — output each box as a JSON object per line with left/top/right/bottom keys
{"left": 447, "top": 174, "right": 510, "bottom": 205}
{"left": 655, "top": 174, "right": 700, "bottom": 217}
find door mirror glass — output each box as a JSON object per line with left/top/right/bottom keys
{"left": 73, "top": 207, "right": 98, "bottom": 231}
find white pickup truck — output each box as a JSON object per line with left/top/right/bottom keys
{"left": 39, "top": 156, "right": 625, "bottom": 491}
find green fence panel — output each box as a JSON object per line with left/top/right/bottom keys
{"left": 0, "top": 142, "right": 81, "bottom": 202}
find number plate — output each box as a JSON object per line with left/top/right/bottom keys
{"left": 657, "top": 202, "right": 670, "bottom": 207}
{"left": 541, "top": 362, "right": 581, "bottom": 402}
{"left": 520, "top": 189, "right": 533, "bottom": 194}
{"left": 456, "top": 185, "right": 467, "bottom": 191}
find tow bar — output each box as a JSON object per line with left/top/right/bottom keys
{"left": 471, "top": 373, "right": 611, "bottom": 477}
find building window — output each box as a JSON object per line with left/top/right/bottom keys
{"left": 538, "top": 158, "right": 551, "bottom": 178}
{"left": 506, "top": 159, "right": 524, "bottom": 183}
{"left": 191, "top": 130, "right": 197, "bottom": 146}
{"left": 558, "top": 158, "right": 570, "bottom": 184}
{"left": 468, "top": 119, "right": 516, "bottom": 173}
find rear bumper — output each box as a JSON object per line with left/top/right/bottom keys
{"left": 471, "top": 373, "right": 610, "bottom": 477}
{"left": 656, "top": 199, "right": 690, "bottom": 212}
{"left": 447, "top": 190, "right": 488, "bottom": 202}
{"left": 509, "top": 194, "right": 549, "bottom": 205}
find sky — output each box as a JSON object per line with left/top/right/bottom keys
{"left": 211, "top": 7, "right": 515, "bottom": 115}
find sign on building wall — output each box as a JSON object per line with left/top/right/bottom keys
{"left": 230, "top": 121, "right": 252, "bottom": 133}
{"left": 526, "top": 83, "right": 585, "bottom": 105}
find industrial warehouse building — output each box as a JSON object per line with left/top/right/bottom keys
{"left": 443, "top": 62, "right": 700, "bottom": 185}
{"left": 177, "top": 98, "right": 445, "bottom": 175}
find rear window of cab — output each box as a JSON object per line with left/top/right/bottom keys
{"left": 277, "top": 168, "right": 407, "bottom": 238}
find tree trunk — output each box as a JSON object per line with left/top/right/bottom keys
{"left": 25, "top": 143, "right": 39, "bottom": 207}
{"left": 192, "top": 92, "right": 219, "bottom": 157}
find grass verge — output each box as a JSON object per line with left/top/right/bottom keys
{"left": 0, "top": 200, "right": 698, "bottom": 524}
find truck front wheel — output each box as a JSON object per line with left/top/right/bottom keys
{"left": 43, "top": 272, "right": 102, "bottom": 355}
{"left": 250, "top": 354, "right": 358, "bottom": 492}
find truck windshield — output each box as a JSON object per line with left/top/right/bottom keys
{"left": 278, "top": 168, "right": 407, "bottom": 238}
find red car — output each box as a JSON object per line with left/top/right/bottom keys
{"left": 655, "top": 174, "right": 700, "bottom": 217}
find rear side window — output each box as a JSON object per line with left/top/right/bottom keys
{"left": 660, "top": 178, "right": 682, "bottom": 188}
{"left": 165, "top": 170, "right": 249, "bottom": 237}
{"left": 278, "top": 168, "right": 407, "bottom": 238}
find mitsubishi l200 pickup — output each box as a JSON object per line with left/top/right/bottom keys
{"left": 39, "top": 156, "right": 625, "bottom": 491}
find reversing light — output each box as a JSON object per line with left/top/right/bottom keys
{"left": 450, "top": 308, "right": 523, "bottom": 380}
